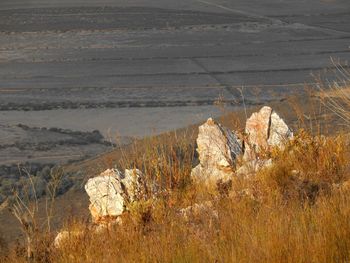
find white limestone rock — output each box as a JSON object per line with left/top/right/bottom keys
{"left": 85, "top": 169, "right": 125, "bottom": 223}
{"left": 191, "top": 118, "right": 242, "bottom": 182}
{"left": 244, "top": 106, "right": 293, "bottom": 161}
{"left": 268, "top": 111, "right": 293, "bottom": 146}
{"left": 122, "top": 168, "right": 145, "bottom": 202}
{"left": 85, "top": 168, "right": 152, "bottom": 223}
{"left": 54, "top": 230, "right": 83, "bottom": 248}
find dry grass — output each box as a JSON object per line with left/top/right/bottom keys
{"left": 318, "top": 61, "right": 350, "bottom": 127}
{"left": 2, "top": 68, "right": 350, "bottom": 262}
{"left": 1, "top": 125, "right": 350, "bottom": 263}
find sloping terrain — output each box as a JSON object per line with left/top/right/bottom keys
{"left": 0, "top": 0, "right": 349, "bottom": 245}
{"left": 0, "top": 0, "right": 349, "bottom": 166}
{"left": 1, "top": 98, "right": 346, "bottom": 244}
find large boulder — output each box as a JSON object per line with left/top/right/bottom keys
{"left": 191, "top": 118, "right": 242, "bottom": 182}
{"left": 85, "top": 168, "right": 149, "bottom": 224}
{"left": 244, "top": 106, "right": 293, "bottom": 161}
{"left": 85, "top": 169, "right": 125, "bottom": 224}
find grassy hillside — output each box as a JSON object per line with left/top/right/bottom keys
{"left": 1, "top": 94, "right": 350, "bottom": 262}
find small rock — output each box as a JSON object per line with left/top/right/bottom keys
{"left": 236, "top": 159, "right": 273, "bottom": 176}
{"left": 179, "top": 201, "right": 218, "bottom": 222}
{"left": 54, "top": 230, "right": 83, "bottom": 248}
{"left": 94, "top": 217, "right": 123, "bottom": 233}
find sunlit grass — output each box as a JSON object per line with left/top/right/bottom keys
{"left": 2, "top": 124, "right": 350, "bottom": 263}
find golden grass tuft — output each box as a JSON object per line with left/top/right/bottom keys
{"left": 318, "top": 63, "right": 350, "bottom": 127}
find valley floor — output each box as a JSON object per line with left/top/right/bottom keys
{"left": 0, "top": 0, "right": 349, "bottom": 165}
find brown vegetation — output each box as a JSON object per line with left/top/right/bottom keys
{"left": 2, "top": 72, "right": 350, "bottom": 262}
{"left": 1, "top": 123, "right": 350, "bottom": 262}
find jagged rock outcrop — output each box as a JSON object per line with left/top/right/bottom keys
{"left": 56, "top": 105, "right": 295, "bottom": 248}
{"left": 85, "top": 169, "right": 125, "bottom": 224}
{"left": 268, "top": 110, "right": 293, "bottom": 146}
{"left": 243, "top": 106, "right": 293, "bottom": 161}
{"left": 191, "top": 118, "right": 242, "bottom": 182}
{"left": 238, "top": 106, "right": 292, "bottom": 175}
{"left": 85, "top": 168, "right": 146, "bottom": 224}
{"left": 191, "top": 106, "right": 293, "bottom": 180}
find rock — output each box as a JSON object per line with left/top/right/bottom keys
{"left": 236, "top": 159, "right": 273, "bottom": 177}
{"left": 122, "top": 168, "right": 160, "bottom": 202}
{"left": 245, "top": 106, "right": 272, "bottom": 154}
{"left": 54, "top": 230, "right": 83, "bottom": 248}
{"left": 85, "top": 168, "right": 151, "bottom": 224}
{"left": 191, "top": 118, "right": 242, "bottom": 182}
{"left": 268, "top": 111, "right": 293, "bottom": 146}
{"left": 94, "top": 217, "right": 123, "bottom": 233}
{"left": 85, "top": 169, "right": 125, "bottom": 223}
{"left": 179, "top": 201, "right": 218, "bottom": 222}
{"left": 122, "top": 169, "right": 146, "bottom": 202}
{"left": 244, "top": 106, "right": 293, "bottom": 161}
{"left": 54, "top": 218, "right": 124, "bottom": 248}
